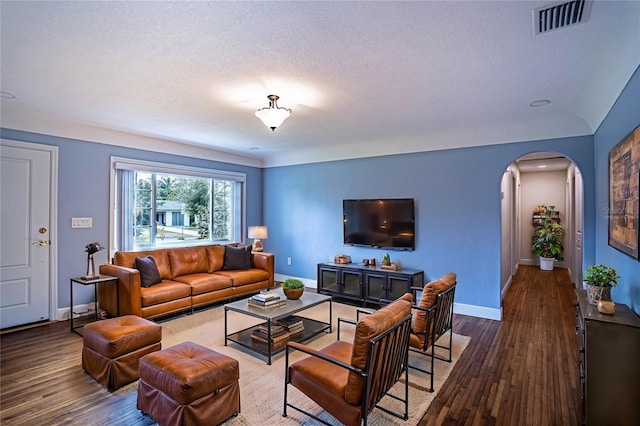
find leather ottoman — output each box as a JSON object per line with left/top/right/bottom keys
{"left": 137, "top": 341, "right": 240, "bottom": 426}
{"left": 82, "top": 315, "right": 162, "bottom": 391}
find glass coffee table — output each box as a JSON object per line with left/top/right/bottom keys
{"left": 224, "top": 288, "right": 332, "bottom": 365}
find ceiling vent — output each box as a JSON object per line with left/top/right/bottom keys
{"left": 533, "top": 0, "right": 592, "bottom": 35}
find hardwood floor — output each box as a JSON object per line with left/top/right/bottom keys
{"left": 420, "top": 265, "right": 581, "bottom": 425}
{"left": 0, "top": 265, "right": 581, "bottom": 425}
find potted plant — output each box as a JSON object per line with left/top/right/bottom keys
{"left": 583, "top": 264, "right": 619, "bottom": 306}
{"left": 282, "top": 278, "right": 305, "bottom": 300}
{"left": 531, "top": 215, "right": 565, "bottom": 270}
{"left": 380, "top": 252, "right": 401, "bottom": 270}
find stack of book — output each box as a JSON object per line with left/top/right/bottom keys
{"left": 276, "top": 316, "right": 305, "bottom": 336}
{"left": 248, "top": 292, "right": 286, "bottom": 309}
{"left": 250, "top": 323, "right": 290, "bottom": 346}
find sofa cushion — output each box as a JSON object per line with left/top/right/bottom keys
{"left": 135, "top": 256, "right": 162, "bottom": 288}
{"left": 206, "top": 245, "right": 226, "bottom": 273}
{"left": 140, "top": 281, "right": 191, "bottom": 307}
{"left": 173, "top": 273, "right": 233, "bottom": 295}
{"left": 345, "top": 296, "right": 411, "bottom": 405}
{"left": 223, "top": 245, "right": 252, "bottom": 270}
{"left": 167, "top": 246, "right": 209, "bottom": 279}
{"left": 288, "top": 340, "right": 353, "bottom": 420}
{"left": 214, "top": 269, "right": 270, "bottom": 286}
{"left": 115, "top": 250, "right": 172, "bottom": 280}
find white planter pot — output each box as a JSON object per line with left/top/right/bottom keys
{"left": 539, "top": 257, "right": 555, "bottom": 271}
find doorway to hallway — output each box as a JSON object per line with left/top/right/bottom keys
{"left": 500, "top": 152, "right": 584, "bottom": 301}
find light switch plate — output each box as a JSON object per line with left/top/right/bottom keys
{"left": 71, "top": 217, "right": 93, "bottom": 228}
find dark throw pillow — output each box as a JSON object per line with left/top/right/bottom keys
{"left": 223, "top": 245, "right": 253, "bottom": 270}
{"left": 135, "top": 256, "right": 162, "bottom": 288}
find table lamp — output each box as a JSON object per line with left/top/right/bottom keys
{"left": 247, "top": 226, "right": 268, "bottom": 252}
{"left": 83, "top": 242, "right": 104, "bottom": 280}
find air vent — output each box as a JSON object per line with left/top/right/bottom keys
{"left": 533, "top": 0, "right": 592, "bottom": 35}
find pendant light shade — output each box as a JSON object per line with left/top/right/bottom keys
{"left": 255, "top": 95, "right": 291, "bottom": 131}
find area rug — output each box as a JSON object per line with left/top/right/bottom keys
{"left": 134, "top": 301, "right": 470, "bottom": 425}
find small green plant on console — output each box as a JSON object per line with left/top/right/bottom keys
{"left": 584, "top": 264, "right": 619, "bottom": 288}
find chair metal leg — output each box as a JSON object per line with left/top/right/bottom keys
{"left": 282, "top": 347, "right": 289, "bottom": 417}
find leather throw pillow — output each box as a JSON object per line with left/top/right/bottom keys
{"left": 223, "top": 245, "right": 252, "bottom": 270}
{"left": 135, "top": 256, "right": 162, "bottom": 287}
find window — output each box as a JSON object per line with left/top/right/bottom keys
{"left": 110, "top": 157, "right": 245, "bottom": 252}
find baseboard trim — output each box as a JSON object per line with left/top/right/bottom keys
{"left": 57, "top": 302, "right": 96, "bottom": 321}
{"left": 502, "top": 275, "right": 513, "bottom": 301}
{"left": 274, "top": 273, "right": 317, "bottom": 288}
{"left": 454, "top": 302, "right": 502, "bottom": 321}
{"left": 520, "top": 258, "right": 567, "bottom": 269}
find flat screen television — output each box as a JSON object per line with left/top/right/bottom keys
{"left": 343, "top": 198, "right": 415, "bottom": 250}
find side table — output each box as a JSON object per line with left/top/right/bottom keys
{"left": 70, "top": 275, "right": 119, "bottom": 336}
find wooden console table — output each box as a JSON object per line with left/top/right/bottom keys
{"left": 575, "top": 289, "right": 640, "bottom": 425}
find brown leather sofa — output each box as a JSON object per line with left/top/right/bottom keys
{"left": 98, "top": 244, "right": 274, "bottom": 320}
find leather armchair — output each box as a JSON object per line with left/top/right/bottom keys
{"left": 407, "top": 273, "right": 457, "bottom": 392}
{"left": 283, "top": 295, "right": 413, "bottom": 426}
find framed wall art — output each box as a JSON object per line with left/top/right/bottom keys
{"left": 608, "top": 124, "right": 640, "bottom": 260}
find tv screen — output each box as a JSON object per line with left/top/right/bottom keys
{"left": 343, "top": 198, "right": 415, "bottom": 250}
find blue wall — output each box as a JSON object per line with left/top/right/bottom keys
{"left": 264, "top": 135, "right": 595, "bottom": 315}
{"left": 593, "top": 65, "right": 640, "bottom": 313}
{"left": 0, "top": 129, "right": 263, "bottom": 309}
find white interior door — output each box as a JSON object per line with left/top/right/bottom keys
{"left": 0, "top": 142, "right": 55, "bottom": 328}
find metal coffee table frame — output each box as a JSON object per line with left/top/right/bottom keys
{"left": 224, "top": 289, "right": 332, "bottom": 365}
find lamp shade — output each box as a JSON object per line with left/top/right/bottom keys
{"left": 248, "top": 226, "right": 268, "bottom": 239}
{"left": 85, "top": 242, "right": 104, "bottom": 255}
{"left": 255, "top": 95, "right": 291, "bottom": 130}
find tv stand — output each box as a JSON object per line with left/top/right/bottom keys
{"left": 317, "top": 262, "right": 424, "bottom": 305}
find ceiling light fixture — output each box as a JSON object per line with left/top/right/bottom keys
{"left": 255, "top": 94, "right": 291, "bottom": 131}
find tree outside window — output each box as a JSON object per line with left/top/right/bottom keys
{"left": 132, "top": 171, "right": 234, "bottom": 247}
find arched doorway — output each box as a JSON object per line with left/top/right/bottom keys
{"left": 500, "top": 152, "right": 584, "bottom": 300}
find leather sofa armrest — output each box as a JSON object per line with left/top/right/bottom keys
{"left": 98, "top": 263, "right": 143, "bottom": 317}
{"left": 252, "top": 252, "right": 274, "bottom": 287}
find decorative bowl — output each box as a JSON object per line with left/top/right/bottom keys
{"left": 283, "top": 287, "right": 304, "bottom": 300}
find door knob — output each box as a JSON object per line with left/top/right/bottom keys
{"left": 32, "top": 240, "right": 49, "bottom": 246}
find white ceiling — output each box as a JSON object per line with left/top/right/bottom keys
{"left": 1, "top": 1, "right": 638, "bottom": 168}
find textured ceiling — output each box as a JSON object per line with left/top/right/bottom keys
{"left": 1, "top": 1, "right": 639, "bottom": 167}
